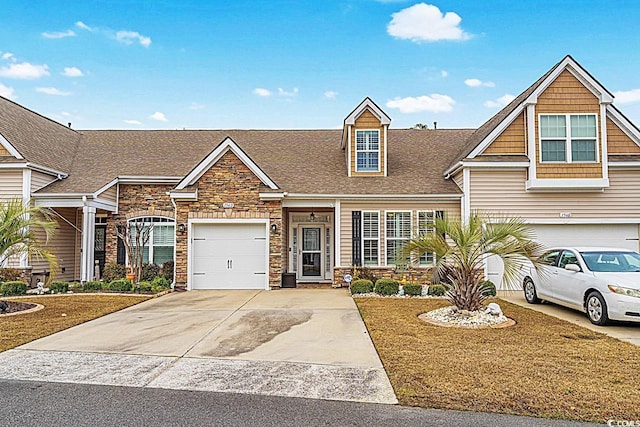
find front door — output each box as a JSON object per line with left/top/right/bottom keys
{"left": 94, "top": 225, "right": 106, "bottom": 278}
{"left": 299, "top": 226, "right": 323, "bottom": 279}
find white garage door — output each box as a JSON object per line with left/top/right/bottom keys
{"left": 488, "top": 224, "right": 639, "bottom": 289}
{"left": 191, "top": 222, "right": 268, "bottom": 290}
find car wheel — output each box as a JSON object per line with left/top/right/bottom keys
{"left": 586, "top": 292, "right": 609, "bottom": 326}
{"left": 523, "top": 277, "right": 541, "bottom": 304}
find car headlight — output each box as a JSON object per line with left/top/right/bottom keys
{"left": 607, "top": 285, "right": 640, "bottom": 298}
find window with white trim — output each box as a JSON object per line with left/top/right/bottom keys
{"left": 540, "top": 114, "right": 597, "bottom": 163}
{"left": 386, "top": 211, "right": 411, "bottom": 265}
{"left": 355, "top": 130, "right": 380, "bottom": 172}
{"left": 128, "top": 217, "right": 175, "bottom": 265}
{"left": 417, "top": 211, "right": 435, "bottom": 265}
{"left": 362, "top": 211, "right": 379, "bottom": 266}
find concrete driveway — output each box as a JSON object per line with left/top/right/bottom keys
{"left": 0, "top": 290, "right": 397, "bottom": 404}
{"left": 500, "top": 291, "right": 640, "bottom": 346}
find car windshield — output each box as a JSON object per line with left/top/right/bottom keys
{"left": 580, "top": 251, "right": 640, "bottom": 272}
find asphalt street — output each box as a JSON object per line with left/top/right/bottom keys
{"left": 0, "top": 379, "right": 601, "bottom": 427}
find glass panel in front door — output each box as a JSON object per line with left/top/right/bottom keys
{"left": 302, "top": 227, "right": 321, "bottom": 277}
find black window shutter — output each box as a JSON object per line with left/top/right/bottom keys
{"left": 117, "top": 237, "right": 126, "bottom": 265}
{"left": 435, "top": 210, "right": 446, "bottom": 239}
{"left": 352, "top": 211, "right": 362, "bottom": 266}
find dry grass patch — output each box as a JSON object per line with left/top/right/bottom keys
{"left": 355, "top": 297, "right": 640, "bottom": 423}
{"left": 0, "top": 295, "right": 150, "bottom": 352}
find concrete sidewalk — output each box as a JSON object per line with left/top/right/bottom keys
{"left": 499, "top": 291, "right": 640, "bottom": 346}
{"left": 0, "top": 290, "right": 397, "bottom": 404}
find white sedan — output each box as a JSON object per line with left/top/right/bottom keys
{"left": 523, "top": 247, "right": 640, "bottom": 325}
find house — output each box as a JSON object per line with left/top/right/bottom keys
{"left": 1, "top": 55, "right": 639, "bottom": 290}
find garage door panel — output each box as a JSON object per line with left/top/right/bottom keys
{"left": 190, "top": 223, "right": 268, "bottom": 290}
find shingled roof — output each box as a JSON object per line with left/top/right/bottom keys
{"left": 0, "top": 95, "right": 81, "bottom": 172}
{"left": 38, "top": 128, "right": 474, "bottom": 196}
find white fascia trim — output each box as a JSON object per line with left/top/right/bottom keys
{"left": 601, "top": 104, "right": 609, "bottom": 180}
{"left": 282, "top": 199, "right": 337, "bottom": 208}
{"left": 525, "top": 178, "right": 609, "bottom": 191}
{"left": 461, "top": 161, "right": 530, "bottom": 169}
{"left": 343, "top": 98, "right": 391, "bottom": 126}
{"left": 118, "top": 176, "right": 182, "bottom": 184}
{"left": 168, "top": 190, "right": 198, "bottom": 201}
{"left": 0, "top": 162, "right": 28, "bottom": 169}
{"left": 31, "top": 192, "right": 92, "bottom": 198}
{"left": 34, "top": 197, "right": 116, "bottom": 211}
{"left": 609, "top": 162, "right": 640, "bottom": 168}
{"left": 443, "top": 161, "right": 463, "bottom": 177}
{"left": 525, "top": 218, "right": 640, "bottom": 225}
{"left": 259, "top": 192, "right": 287, "bottom": 200}
{"left": 285, "top": 193, "right": 463, "bottom": 200}
{"left": 467, "top": 105, "right": 526, "bottom": 158}
{"left": 462, "top": 168, "right": 470, "bottom": 224}
{"left": 607, "top": 106, "right": 640, "bottom": 145}
{"left": 26, "top": 163, "right": 68, "bottom": 178}
{"left": 93, "top": 178, "right": 118, "bottom": 198}
{"left": 90, "top": 198, "right": 118, "bottom": 212}
{"left": 0, "top": 133, "right": 24, "bottom": 159}
{"left": 525, "top": 57, "right": 613, "bottom": 105}
{"left": 176, "top": 137, "right": 278, "bottom": 190}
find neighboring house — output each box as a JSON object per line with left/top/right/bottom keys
{"left": 1, "top": 55, "right": 639, "bottom": 290}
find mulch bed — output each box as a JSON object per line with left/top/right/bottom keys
{"left": 0, "top": 301, "right": 37, "bottom": 315}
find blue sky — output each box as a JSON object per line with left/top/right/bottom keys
{"left": 2, "top": 1, "right": 640, "bottom": 130}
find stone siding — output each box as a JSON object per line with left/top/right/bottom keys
{"left": 174, "top": 151, "right": 282, "bottom": 289}
{"left": 333, "top": 266, "right": 434, "bottom": 287}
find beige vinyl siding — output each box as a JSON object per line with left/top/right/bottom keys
{"left": 30, "top": 207, "right": 80, "bottom": 281}
{"left": 469, "top": 169, "right": 640, "bottom": 220}
{"left": 483, "top": 111, "right": 527, "bottom": 155}
{"left": 607, "top": 117, "right": 640, "bottom": 154}
{"left": 30, "top": 171, "right": 58, "bottom": 192}
{"left": 96, "top": 183, "right": 117, "bottom": 204}
{"left": 339, "top": 200, "right": 460, "bottom": 266}
{"left": 350, "top": 109, "right": 385, "bottom": 177}
{"left": 0, "top": 170, "right": 23, "bottom": 201}
{"left": 452, "top": 171, "right": 464, "bottom": 191}
{"left": 535, "top": 70, "right": 603, "bottom": 179}
{"left": 75, "top": 210, "right": 82, "bottom": 278}
{"left": 0, "top": 145, "right": 11, "bottom": 156}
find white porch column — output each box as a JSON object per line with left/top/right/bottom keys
{"left": 80, "top": 206, "right": 96, "bottom": 283}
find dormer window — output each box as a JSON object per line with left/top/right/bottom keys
{"left": 355, "top": 130, "right": 380, "bottom": 172}
{"left": 540, "top": 114, "right": 597, "bottom": 163}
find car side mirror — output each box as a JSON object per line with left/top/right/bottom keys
{"left": 565, "top": 263, "right": 581, "bottom": 272}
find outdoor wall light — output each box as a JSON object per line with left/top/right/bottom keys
{"left": 310, "top": 212, "right": 315, "bottom": 222}
{"left": 271, "top": 223, "right": 277, "bottom": 233}
{"left": 177, "top": 223, "right": 186, "bottom": 234}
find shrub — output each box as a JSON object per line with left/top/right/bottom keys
{"left": 141, "top": 263, "right": 161, "bottom": 282}
{"left": 85, "top": 281, "right": 104, "bottom": 291}
{"left": 137, "top": 281, "right": 154, "bottom": 292}
{"left": 107, "top": 279, "right": 133, "bottom": 292}
{"left": 103, "top": 263, "right": 126, "bottom": 282}
{"left": 354, "top": 266, "right": 378, "bottom": 284}
{"left": 403, "top": 283, "right": 422, "bottom": 296}
{"left": 68, "top": 282, "right": 83, "bottom": 291}
{"left": 1, "top": 281, "right": 27, "bottom": 296}
{"left": 481, "top": 280, "right": 497, "bottom": 297}
{"left": 350, "top": 279, "right": 373, "bottom": 295}
{"left": 428, "top": 284, "right": 447, "bottom": 296}
{"left": 374, "top": 278, "right": 399, "bottom": 296}
{"left": 49, "top": 281, "right": 69, "bottom": 293}
{"left": 0, "top": 268, "right": 22, "bottom": 282}
{"left": 160, "top": 260, "right": 174, "bottom": 281}
{"left": 152, "top": 276, "right": 171, "bottom": 288}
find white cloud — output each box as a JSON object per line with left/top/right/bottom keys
{"left": 42, "top": 29, "right": 76, "bottom": 39}
{"left": 149, "top": 111, "right": 168, "bottom": 122}
{"left": 386, "top": 94, "right": 455, "bottom": 113}
{"left": 254, "top": 88, "right": 272, "bottom": 97}
{"left": 116, "top": 30, "right": 152, "bottom": 47}
{"left": 484, "top": 94, "right": 516, "bottom": 108}
{"left": 75, "top": 21, "right": 94, "bottom": 31}
{"left": 324, "top": 91, "right": 338, "bottom": 100}
{"left": 441, "top": 70, "right": 448, "bottom": 78}
{"left": 1, "top": 52, "right": 14, "bottom": 61}
{"left": 36, "top": 87, "right": 72, "bottom": 96}
{"left": 124, "top": 119, "right": 142, "bottom": 125}
{"left": 278, "top": 87, "right": 299, "bottom": 97}
{"left": 0, "top": 83, "right": 16, "bottom": 100}
{"left": 613, "top": 89, "right": 640, "bottom": 104}
{"left": 62, "top": 67, "right": 84, "bottom": 77}
{"left": 387, "top": 3, "right": 471, "bottom": 43}
{"left": 0, "top": 62, "right": 50, "bottom": 79}
{"left": 465, "top": 78, "right": 495, "bottom": 88}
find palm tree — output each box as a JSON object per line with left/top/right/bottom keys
{"left": 402, "top": 212, "right": 543, "bottom": 311}
{"left": 0, "top": 199, "right": 58, "bottom": 281}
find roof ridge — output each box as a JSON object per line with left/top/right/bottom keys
{"left": 0, "top": 94, "right": 80, "bottom": 136}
